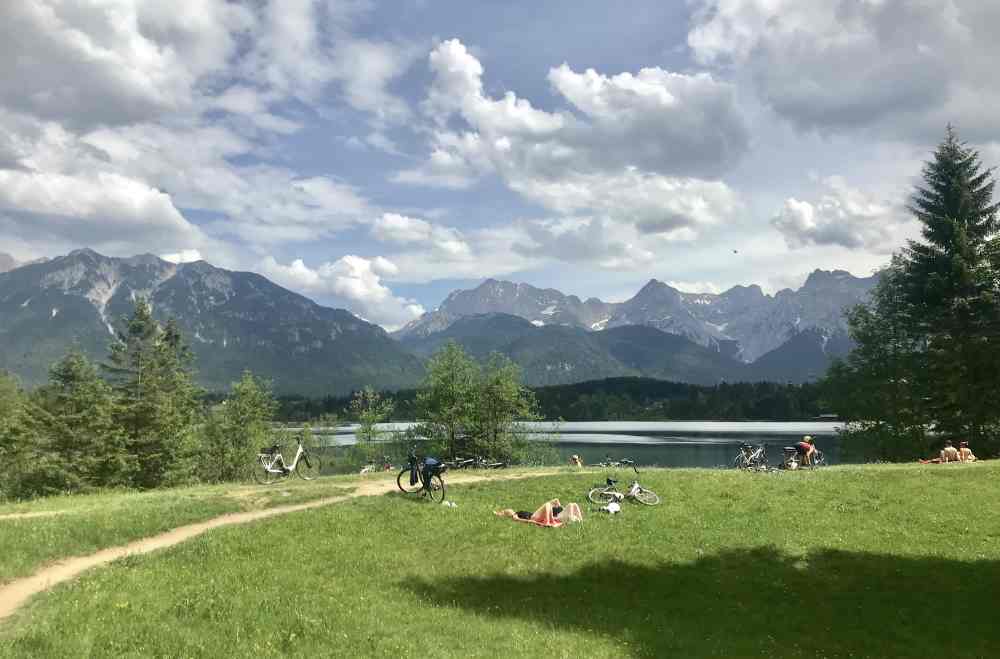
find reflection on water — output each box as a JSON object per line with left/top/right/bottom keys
{"left": 299, "top": 420, "right": 844, "bottom": 469}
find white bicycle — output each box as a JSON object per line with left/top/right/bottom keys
{"left": 252, "top": 437, "right": 322, "bottom": 485}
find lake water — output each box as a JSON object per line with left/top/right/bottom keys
{"left": 295, "top": 421, "right": 844, "bottom": 469}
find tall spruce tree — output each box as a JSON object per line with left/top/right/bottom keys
{"left": 903, "top": 126, "right": 1000, "bottom": 446}
{"left": 104, "top": 298, "right": 203, "bottom": 488}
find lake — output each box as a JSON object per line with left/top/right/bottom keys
{"left": 294, "top": 421, "right": 844, "bottom": 469}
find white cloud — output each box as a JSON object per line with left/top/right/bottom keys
{"left": 511, "top": 216, "right": 657, "bottom": 271}
{"left": 0, "top": 169, "right": 202, "bottom": 251}
{"left": 260, "top": 255, "right": 424, "bottom": 330}
{"left": 0, "top": 1, "right": 253, "bottom": 129}
{"left": 688, "top": 0, "right": 1000, "bottom": 140}
{"left": 399, "top": 39, "right": 746, "bottom": 245}
{"left": 370, "top": 213, "right": 472, "bottom": 258}
{"left": 771, "top": 176, "right": 917, "bottom": 252}
{"left": 510, "top": 169, "right": 740, "bottom": 237}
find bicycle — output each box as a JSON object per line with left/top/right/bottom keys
{"left": 733, "top": 443, "right": 768, "bottom": 470}
{"left": 360, "top": 455, "right": 393, "bottom": 474}
{"left": 396, "top": 447, "right": 447, "bottom": 503}
{"left": 781, "top": 446, "right": 825, "bottom": 470}
{"left": 445, "top": 456, "right": 477, "bottom": 470}
{"left": 252, "top": 436, "right": 321, "bottom": 485}
{"left": 595, "top": 457, "right": 634, "bottom": 468}
{"left": 587, "top": 460, "right": 660, "bottom": 506}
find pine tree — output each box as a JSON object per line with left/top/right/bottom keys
{"left": 825, "top": 259, "right": 931, "bottom": 460}
{"left": 36, "top": 352, "right": 131, "bottom": 488}
{"left": 903, "top": 126, "right": 1000, "bottom": 446}
{"left": 104, "top": 298, "right": 203, "bottom": 488}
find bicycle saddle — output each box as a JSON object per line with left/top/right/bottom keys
{"left": 606, "top": 478, "right": 618, "bottom": 486}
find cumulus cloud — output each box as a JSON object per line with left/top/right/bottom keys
{"left": 0, "top": 1, "right": 417, "bottom": 261}
{"left": 511, "top": 169, "right": 740, "bottom": 237}
{"left": 510, "top": 216, "right": 657, "bottom": 271}
{"left": 398, "top": 39, "right": 745, "bottom": 243}
{"left": 771, "top": 176, "right": 916, "bottom": 252}
{"left": 370, "top": 213, "right": 472, "bottom": 258}
{"left": 688, "top": 0, "right": 1000, "bottom": 140}
{"left": 0, "top": 168, "right": 205, "bottom": 255}
{"left": 260, "top": 255, "right": 424, "bottom": 330}
{"left": 0, "top": 1, "right": 254, "bottom": 129}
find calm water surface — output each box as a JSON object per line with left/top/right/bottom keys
{"left": 299, "top": 421, "right": 844, "bottom": 469}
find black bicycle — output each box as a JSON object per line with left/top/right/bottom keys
{"left": 396, "top": 447, "right": 447, "bottom": 503}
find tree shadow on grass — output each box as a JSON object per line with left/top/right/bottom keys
{"left": 404, "top": 547, "right": 999, "bottom": 658}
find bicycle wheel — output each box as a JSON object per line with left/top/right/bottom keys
{"left": 633, "top": 488, "right": 661, "bottom": 506}
{"left": 588, "top": 487, "right": 617, "bottom": 505}
{"left": 253, "top": 460, "right": 279, "bottom": 485}
{"left": 296, "top": 453, "right": 321, "bottom": 480}
{"left": 425, "top": 474, "right": 446, "bottom": 503}
{"left": 397, "top": 468, "right": 423, "bottom": 494}
{"left": 733, "top": 454, "right": 748, "bottom": 469}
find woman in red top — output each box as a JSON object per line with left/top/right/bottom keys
{"left": 796, "top": 436, "right": 817, "bottom": 466}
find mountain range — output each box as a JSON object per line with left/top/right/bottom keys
{"left": 0, "top": 250, "right": 878, "bottom": 394}
{"left": 395, "top": 271, "right": 878, "bottom": 363}
{"left": 0, "top": 249, "right": 423, "bottom": 394}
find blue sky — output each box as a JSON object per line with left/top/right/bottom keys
{"left": 2, "top": 1, "right": 998, "bottom": 327}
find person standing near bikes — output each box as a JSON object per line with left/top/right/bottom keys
{"left": 796, "top": 436, "right": 817, "bottom": 467}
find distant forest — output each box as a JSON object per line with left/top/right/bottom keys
{"left": 275, "top": 377, "right": 829, "bottom": 423}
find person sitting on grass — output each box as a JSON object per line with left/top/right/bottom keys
{"left": 940, "top": 440, "right": 961, "bottom": 463}
{"left": 569, "top": 454, "right": 583, "bottom": 468}
{"left": 920, "top": 440, "right": 961, "bottom": 464}
{"left": 959, "top": 441, "right": 977, "bottom": 462}
{"left": 795, "top": 436, "right": 817, "bottom": 467}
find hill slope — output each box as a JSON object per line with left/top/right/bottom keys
{"left": 402, "top": 313, "right": 748, "bottom": 386}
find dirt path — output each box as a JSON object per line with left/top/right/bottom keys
{"left": 0, "top": 469, "right": 567, "bottom": 624}
{"left": 0, "top": 510, "right": 72, "bottom": 521}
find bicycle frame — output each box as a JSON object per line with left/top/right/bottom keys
{"left": 260, "top": 441, "right": 308, "bottom": 474}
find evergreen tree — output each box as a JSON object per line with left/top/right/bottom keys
{"left": 825, "top": 259, "right": 931, "bottom": 460}
{"left": 903, "top": 127, "right": 1000, "bottom": 446}
{"left": 35, "top": 352, "right": 131, "bottom": 488}
{"left": 104, "top": 298, "right": 203, "bottom": 488}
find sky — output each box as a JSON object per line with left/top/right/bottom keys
{"left": 2, "top": 0, "right": 999, "bottom": 329}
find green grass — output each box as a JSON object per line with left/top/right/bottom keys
{"left": 0, "top": 477, "right": 355, "bottom": 585}
{"left": 3, "top": 463, "right": 1000, "bottom": 658}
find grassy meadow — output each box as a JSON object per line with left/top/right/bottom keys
{"left": 0, "top": 477, "right": 356, "bottom": 585}
{"left": 2, "top": 462, "right": 999, "bottom": 658}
